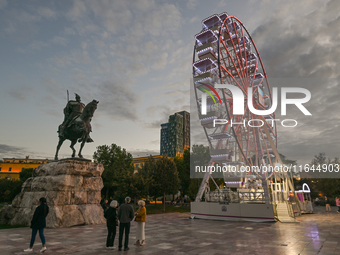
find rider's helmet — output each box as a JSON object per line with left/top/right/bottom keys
{"left": 75, "top": 93, "right": 81, "bottom": 102}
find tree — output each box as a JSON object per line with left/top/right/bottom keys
{"left": 191, "top": 144, "right": 211, "bottom": 170}
{"left": 19, "top": 168, "right": 34, "bottom": 182}
{"left": 150, "top": 156, "right": 180, "bottom": 211}
{"left": 93, "top": 144, "right": 134, "bottom": 202}
{"left": 0, "top": 179, "right": 22, "bottom": 203}
{"left": 174, "top": 149, "right": 190, "bottom": 199}
{"left": 128, "top": 172, "right": 152, "bottom": 210}
{"left": 188, "top": 178, "right": 202, "bottom": 201}
{"left": 187, "top": 144, "right": 212, "bottom": 200}
{"left": 139, "top": 156, "right": 156, "bottom": 195}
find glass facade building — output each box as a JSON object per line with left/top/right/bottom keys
{"left": 160, "top": 111, "right": 190, "bottom": 157}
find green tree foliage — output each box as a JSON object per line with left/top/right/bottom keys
{"left": 174, "top": 149, "right": 190, "bottom": 198}
{"left": 191, "top": 144, "right": 211, "bottom": 169}
{"left": 188, "top": 178, "right": 202, "bottom": 200}
{"left": 147, "top": 156, "right": 180, "bottom": 211}
{"left": 19, "top": 168, "right": 33, "bottom": 182}
{"left": 129, "top": 172, "right": 152, "bottom": 209}
{"left": 0, "top": 168, "right": 35, "bottom": 203}
{"left": 114, "top": 169, "right": 151, "bottom": 210}
{"left": 93, "top": 144, "right": 134, "bottom": 203}
{"left": 0, "top": 179, "right": 22, "bottom": 203}
{"left": 139, "top": 156, "right": 156, "bottom": 196}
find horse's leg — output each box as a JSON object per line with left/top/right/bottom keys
{"left": 70, "top": 139, "right": 77, "bottom": 158}
{"left": 54, "top": 138, "right": 65, "bottom": 160}
{"left": 78, "top": 139, "right": 86, "bottom": 158}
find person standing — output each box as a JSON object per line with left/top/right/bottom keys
{"left": 336, "top": 197, "right": 340, "bottom": 213}
{"left": 134, "top": 200, "right": 147, "bottom": 246}
{"left": 118, "top": 197, "right": 134, "bottom": 251}
{"left": 104, "top": 200, "right": 118, "bottom": 249}
{"left": 24, "top": 197, "right": 49, "bottom": 253}
{"left": 102, "top": 199, "right": 109, "bottom": 212}
{"left": 325, "top": 196, "right": 331, "bottom": 212}
{"left": 315, "top": 197, "right": 320, "bottom": 206}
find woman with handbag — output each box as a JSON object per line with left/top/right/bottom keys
{"left": 134, "top": 200, "right": 146, "bottom": 246}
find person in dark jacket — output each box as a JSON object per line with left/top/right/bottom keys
{"left": 102, "top": 199, "right": 109, "bottom": 212}
{"left": 117, "top": 196, "right": 134, "bottom": 251}
{"left": 104, "top": 200, "right": 118, "bottom": 249}
{"left": 24, "top": 197, "right": 49, "bottom": 253}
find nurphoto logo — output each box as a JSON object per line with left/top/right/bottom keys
{"left": 200, "top": 83, "right": 312, "bottom": 128}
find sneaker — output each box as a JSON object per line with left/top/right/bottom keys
{"left": 134, "top": 241, "right": 140, "bottom": 245}
{"left": 40, "top": 247, "right": 47, "bottom": 253}
{"left": 24, "top": 248, "right": 33, "bottom": 252}
{"left": 124, "top": 247, "right": 129, "bottom": 251}
{"left": 140, "top": 241, "right": 145, "bottom": 246}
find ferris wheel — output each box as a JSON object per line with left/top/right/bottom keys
{"left": 193, "top": 13, "right": 283, "bottom": 201}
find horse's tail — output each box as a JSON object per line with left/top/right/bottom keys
{"left": 78, "top": 137, "right": 94, "bottom": 143}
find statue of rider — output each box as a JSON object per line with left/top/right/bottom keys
{"left": 60, "top": 93, "right": 85, "bottom": 137}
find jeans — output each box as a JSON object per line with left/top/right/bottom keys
{"left": 106, "top": 226, "right": 116, "bottom": 247}
{"left": 118, "top": 222, "right": 130, "bottom": 249}
{"left": 30, "top": 228, "right": 45, "bottom": 248}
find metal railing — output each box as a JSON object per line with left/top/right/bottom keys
{"left": 205, "top": 189, "right": 266, "bottom": 203}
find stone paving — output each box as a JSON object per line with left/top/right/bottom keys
{"left": 1, "top": 206, "right": 340, "bottom": 255}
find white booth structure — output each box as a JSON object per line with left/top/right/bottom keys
{"left": 295, "top": 183, "right": 313, "bottom": 214}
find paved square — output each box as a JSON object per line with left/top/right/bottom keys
{"left": 1, "top": 206, "right": 340, "bottom": 255}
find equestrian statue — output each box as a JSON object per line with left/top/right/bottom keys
{"left": 54, "top": 93, "right": 99, "bottom": 160}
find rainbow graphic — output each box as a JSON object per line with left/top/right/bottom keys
{"left": 197, "top": 82, "right": 223, "bottom": 106}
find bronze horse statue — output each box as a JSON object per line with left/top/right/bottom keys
{"left": 54, "top": 100, "right": 99, "bottom": 160}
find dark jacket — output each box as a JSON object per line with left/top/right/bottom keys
{"left": 102, "top": 201, "right": 109, "bottom": 211}
{"left": 31, "top": 204, "right": 49, "bottom": 229}
{"left": 104, "top": 207, "right": 118, "bottom": 228}
{"left": 117, "top": 203, "right": 134, "bottom": 223}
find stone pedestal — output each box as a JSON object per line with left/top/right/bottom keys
{"left": 0, "top": 159, "right": 106, "bottom": 228}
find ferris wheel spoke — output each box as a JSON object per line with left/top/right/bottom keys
{"left": 220, "top": 40, "right": 247, "bottom": 91}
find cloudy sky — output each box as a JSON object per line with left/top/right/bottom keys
{"left": 0, "top": 0, "right": 339, "bottom": 164}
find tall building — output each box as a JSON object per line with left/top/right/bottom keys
{"left": 177, "top": 111, "right": 190, "bottom": 151}
{"left": 160, "top": 123, "right": 169, "bottom": 156}
{"left": 160, "top": 111, "right": 190, "bottom": 157}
